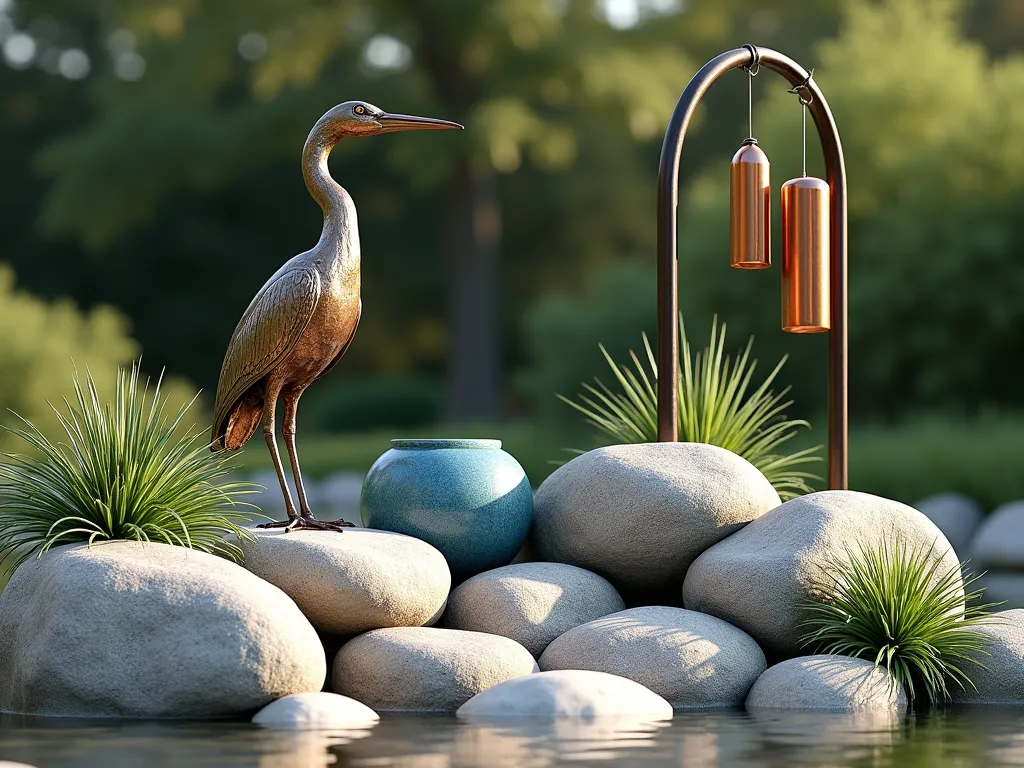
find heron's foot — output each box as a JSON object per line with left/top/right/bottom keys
{"left": 256, "top": 516, "right": 303, "bottom": 531}
{"left": 261, "top": 513, "right": 356, "bottom": 533}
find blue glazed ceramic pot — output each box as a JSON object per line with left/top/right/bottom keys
{"left": 360, "top": 439, "right": 533, "bottom": 580}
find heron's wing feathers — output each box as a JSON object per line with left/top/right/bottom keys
{"left": 212, "top": 267, "right": 321, "bottom": 438}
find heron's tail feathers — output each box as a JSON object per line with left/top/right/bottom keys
{"left": 215, "top": 388, "right": 264, "bottom": 452}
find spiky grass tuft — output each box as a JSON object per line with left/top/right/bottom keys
{"left": 0, "top": 364, "right": 258, "bottom": 575}
{"left": 800, "top": 536, "right": 999, "bottom": 704}
{"left": 560, "top": 315, "right": 821, "bottom": 500}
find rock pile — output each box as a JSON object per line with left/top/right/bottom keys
{"left": 2, "top": 443, "right": 1021, "bottom": 722}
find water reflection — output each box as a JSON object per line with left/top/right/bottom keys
{"left": 0, "top": 708, "right": 1023, "bottom": 767}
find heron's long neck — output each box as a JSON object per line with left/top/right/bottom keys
{"left": 301, "top": 129, "right": 359, "bottom": 271}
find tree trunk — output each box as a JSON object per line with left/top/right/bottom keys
{"left": 445, "top": 160, "right": 501, "bottom": 422}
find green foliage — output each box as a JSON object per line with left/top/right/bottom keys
{"left": 303, "top": 376, "right": 443, "bottom": 433}
{"left": 561, "top": 316, "right": 822, "bottom": 500}
{"left": 674, "top": 0, "right": 1024, "bottom": 417}
{"left": 519, "top": 264, "right": 656, "bottom": 430}
{"left": 850, "top": 413, "right": 1024, "bottom": 513}
{"left": 800, "top": 537, "right": 997, "bottom": 704}
{"left": 0, "top": 265, "right": 201, "bottom": 451}
{"left": 0, "top": 364, "right": 257, "bottom": 576}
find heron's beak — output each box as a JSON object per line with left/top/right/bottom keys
{"left": 378, "top": 113, "right": 464, "bottom": 133}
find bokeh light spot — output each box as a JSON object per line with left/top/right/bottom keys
{"left": 237, "top": 32, "right": 267, "bottom": 62}
{"left": 115, "top": 51, "right": 146, "bottom": 81}
{"left": 3, "top": 33, "right": 36, "bottom": 68}
{"left": 363, "top": 34, "right": 411, "bottom": 71}
{"left": 58, "top": 48, "right": 90, "bottom": 80}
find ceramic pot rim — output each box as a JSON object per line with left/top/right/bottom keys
{"left": 390, "top": 438, "right": 502, "bottom": 450}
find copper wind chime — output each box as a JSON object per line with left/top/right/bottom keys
{"left": 657, "top": 45, "right": 848, "bottom": 489}
{"left": 730, "top": 57, "right": 830, "bottom": 332}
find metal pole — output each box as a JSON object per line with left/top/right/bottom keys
{"left": 656, "top": 45, "right": 848, "bottom": 490}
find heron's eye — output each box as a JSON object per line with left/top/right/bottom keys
{"left": 354, "top": 105, "right": 366, "bottom": 115}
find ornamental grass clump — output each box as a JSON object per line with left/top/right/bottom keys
{"left": 561, "top": 315, "right": 821, "bottom": 500}
{"left": 799, "top": 536, "right": 999, "bottom": 705}
{"left": 0, "top": 364, "right": 258, "bottom": 576}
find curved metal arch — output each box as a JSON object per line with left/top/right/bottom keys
{"left": 656, "top": 46, "right": 848, "bottom": 490}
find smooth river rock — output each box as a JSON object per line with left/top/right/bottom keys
{"left": 532, "top": 443, "right": 780, "bottom": 601}
{"left": 683, "top": 490, "right": 962, "bottom": 659}
{"left": 538, "top": 606, "right": 765, "bottom": 708}
{"left": 971, "top": 501, "right": 1024, "bottom": 571}
{"left": 0, "top": 542, "right": 325, "bottom": 718}
{"left": 745, "top": 655, "right": 908, "bottom": 712}
{"left": 457, "top": 670, "right": 672, "bottom": 720}
{"left": 331, "top": 627, "right": 538, "bottom": 712}
{"left": 238, "top": 528, "right": 450, "bottom": 636}
{"left": 952, "top": 609, "right": 1024, "bottom": 705}
{"left": 913, "top": 492, "right": 983, "bottom": 557}
{"left": 445, "top": 562, "right": 626, "bottom": 657}
{"left": 252, "top": 692, "right": 379, "bottom": 729}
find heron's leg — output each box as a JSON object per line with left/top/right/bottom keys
{"left": 256, "top": 382, "right": 300, "bottom": 528}
{"left": 282, "top": 390, "right": 354, "bottom": 531}
{"left": 281, "top": 390, "right": 313, "bottom": 517}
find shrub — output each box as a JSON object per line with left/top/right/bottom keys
{"left": 561, "top": 316, "right": 822, "bottom": 501}
{"left": 0, "top": 264, "right": 201, "bottom": 451}
{"left": 0, "top": 364, "right": 257, "bottom": 576}
{"left": 799, "top": 536, "right": 998, "bottom": 704}
{"left": 303, "top": 376, "right": 443, "bottom": 433}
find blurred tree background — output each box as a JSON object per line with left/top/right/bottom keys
{"left": 0, "top": 0, "right": 1022, "bottom": 506}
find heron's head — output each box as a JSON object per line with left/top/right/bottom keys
{"left": 316, "top": 101, "right": 463, "bottom": 141}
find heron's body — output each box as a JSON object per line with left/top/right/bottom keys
{"left": 210, "top": 101, "right": 460, "bottom": 530}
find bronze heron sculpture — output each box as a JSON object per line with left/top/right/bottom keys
{"left": 211, "top": 101, "right": 462, "bottom": 531}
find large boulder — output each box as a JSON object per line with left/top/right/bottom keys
{"left": 331, "top": 627, "right": 538, "bottom": 712}
{"left": 252, "top": 692, "right": 379, "bottom": 729}
{"left": 238, "top": 528, "right": 450, "bottom": 635}
{"left": 745, "top": 655, "right": 907, "bottom": 712}
{"left": 538, "top": 606, "right": 765, "bottom": 708}
{"left": 0, "top": 542, "right": 325, "bottom": 718}
{"left": 456, "top": 670, "right": 672, "bottom": 720}
{"left": 531, "top": 443, "right": 779, "bottom": 601}
{"left": 683, "top": 490, "right": 962, "bottom": 659}
{"left": 444, "top": 562, "right": 625, "bottom": 657}
{"left": 952, "top": 609, "right": 1024, "bottom": 705}
{"left": 913, "top": 492, "right": 983, "bottom": 557}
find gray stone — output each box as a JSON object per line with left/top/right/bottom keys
{"left": 331, "top": 627, "right": 538, "bottom": 712}
{"left": 952, "top": 609, "right": 1024, "bottom": 705}
{"left": 975, "top": 572, "right": 1024, "bottom": 610}
{"left": 238, "top": 528, "right": 450, "bottom": 636}
{"left": 913, "top": 493, "right": 983, "bottom": 557}
{"left": 683, "top": 490, "right": 962, "bottom": 659}
{"left": 456, "top": 669, "right": 672, "bottom": 719}
{"left": 745, "top": 655, "right": 907, "bottom": 712}
{"left": 445, "top": 562, "right": 626, "bottom": 657}
{"left": 538, "top": 606, "right": 766, "bottom": 708}
{"left": 532, "top": 443, "right": 780, "bottom": 599}
{"left": 0, "top": 542, "right": 325, "bottom": 718}
{"left": 252, "top": 692, "right": 379, "bottom": 729}
{"left": 972, "top": 501, "right": 1024, "bottom": 571}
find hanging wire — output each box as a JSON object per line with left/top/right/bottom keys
{"left": 742, "top": 44, "right": 760, "bottom": 141}
{"left": 787, "top": 69, "right": 815, "bottom": 178}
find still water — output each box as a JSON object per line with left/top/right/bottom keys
{"left": 2, "top": 708, "right": 1024, "bottom": 768}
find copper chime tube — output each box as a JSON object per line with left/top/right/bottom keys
{"left": 781, "top": 176, "right": 830, "bottom": 332}
{"left": 730, "top": 139, "right": 771, "bottom": 268}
